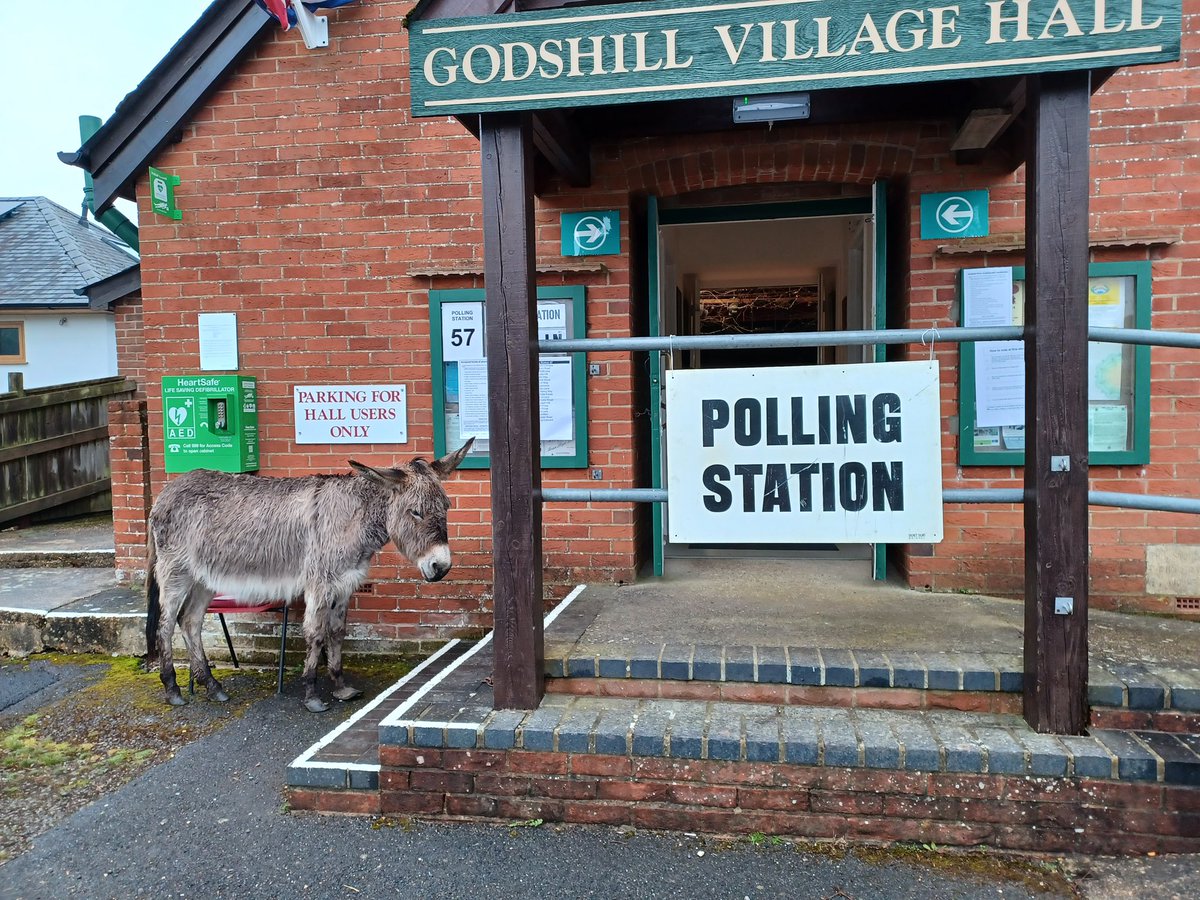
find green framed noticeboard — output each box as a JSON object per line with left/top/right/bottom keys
{"left": 958, "top": 261, "right": 1151, "bottom": 466}
{"left": 429, "top": 285, "right": 588, "bottom": 469}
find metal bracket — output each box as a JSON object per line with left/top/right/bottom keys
{"left": 590, "top": 468, "right": 603, "bottom": 481}
{"left": 1050, "top": 455, "right": 1071, "bottom": 472}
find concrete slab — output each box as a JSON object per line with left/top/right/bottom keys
{"left": 573, "top": 558, "right": 1200, "bottom": 672}
{"left": 0, "top": 515, "right": 115, "bottom": 569}
{"left": 0, "top": 568, "right": 120, "bottom": 613}
{"left": 0, "top": 515, "right": 114, "bottom": 555}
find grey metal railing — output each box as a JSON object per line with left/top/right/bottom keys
{"left": 537, "top": 323, "right": 1200, "bottom": 516}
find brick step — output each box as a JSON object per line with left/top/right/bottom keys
{"left": 544, "top": 642, "right": 1200, "bottom": 716}
{"left": 546, "top": 676, "right": 1023, "bottom": 713}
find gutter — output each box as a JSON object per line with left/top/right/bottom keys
{"left": 76, "top": 116, "right": 139, "bottom": 252}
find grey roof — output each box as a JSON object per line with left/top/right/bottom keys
{"left": 0, "top": 197, "right": 138, "bottom": 308}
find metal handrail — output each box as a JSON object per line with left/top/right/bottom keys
{"left": 541, "top": 487, "right": 1200, "bottom": 515}
{"left": 534, "top": 323, "right": 1200, "bottom": 516}
{"left": 539, "top": 324, "right": 1200, "bottom": 353}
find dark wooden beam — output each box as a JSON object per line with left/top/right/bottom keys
{"left": 480, "top": 112, "right": 545, "bottom": 711}
{"left": 531, "top": 109, "right": 591, "bottom": 187}
{"left": 1022, "top": 71, "right": 1091, "bottom": 735}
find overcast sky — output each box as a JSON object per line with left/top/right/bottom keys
{"left": 0, "top": 0, "right": 212, "bottom": 225}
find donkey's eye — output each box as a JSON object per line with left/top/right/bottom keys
{"left": 410, "top": 509, "right": 424, "bottom": 521}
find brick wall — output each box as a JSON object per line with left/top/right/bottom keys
{"left": 112, "top": 0, "right": 1200, "bottom": 631}
{"left": 321, "top": 746, "right": 1200, "bottom": 855}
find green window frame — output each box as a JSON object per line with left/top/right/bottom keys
{"left": 429, "top": 285, "right": 589, "bottom": 469}
{"left": 958, "top": 260, "right": 1151, "bottom": 466}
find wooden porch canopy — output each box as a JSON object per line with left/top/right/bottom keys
{"left": 409, "top": 0, "right": 1182, "bottom": 734}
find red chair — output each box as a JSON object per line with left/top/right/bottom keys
{"left": 188, "top": 595, "right": 290, "bottom": 695}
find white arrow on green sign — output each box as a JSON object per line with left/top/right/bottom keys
{"left": 920, "top": 190, "right": 989, "bottom": 240}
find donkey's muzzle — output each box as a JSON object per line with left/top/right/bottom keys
{"left": 423, "top": 561, "right": 450, "bottom": 582}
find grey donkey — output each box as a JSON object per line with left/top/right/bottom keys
{"left": 145, "top": 440, "right": 473, "bottom": 712}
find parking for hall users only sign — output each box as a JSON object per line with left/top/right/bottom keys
{"left": 665, "top": 360, "right": 944, "bottom": 544}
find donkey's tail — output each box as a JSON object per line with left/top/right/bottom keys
{"left": 145, "top": 529, "right": 160, "bottom": 662}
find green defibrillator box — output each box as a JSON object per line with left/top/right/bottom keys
{"left": 162, "top": 375, "right": 259, "bottom": 473}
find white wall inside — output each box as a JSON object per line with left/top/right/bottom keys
{"left": 1, "top": 311, "right": 117, "bottom": 390}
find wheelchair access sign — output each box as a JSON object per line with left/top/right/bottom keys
{"left": 561, "top": 210, "right": 619, "bottom": 256}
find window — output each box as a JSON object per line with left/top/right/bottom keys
{"left": 0, "top": 322, "right": 25, "bottom": 364}
{"left": 958, "top": 261, "right": 1151, "bottom": 466}
{"left": 429, "top": 286, "right": 589, "bottom": 469}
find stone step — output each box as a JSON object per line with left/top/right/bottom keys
{"left": 0, "top": 569, "right": 141, "bottom": 655}
{"left": 0, "top": 547, "right": 115, "bottom": 569}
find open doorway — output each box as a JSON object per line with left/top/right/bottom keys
{"left": 647, "top": 194, "right": 886, "bottom": 572}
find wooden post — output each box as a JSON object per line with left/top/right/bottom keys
{"left": 1022, "top": 71, "right": 1090, "bottom": 734}
{"left": 480, "top": 112, "right": 545, "bottom": 710}
{"left": 7, "top": 372, "right": 24, "bottom": 395}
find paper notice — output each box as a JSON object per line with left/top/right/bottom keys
{"left": 539, "top": 355, "right": 573, "bottom": 441}
{"left": 457, "top": 359, "right": 490, "bottom": 438}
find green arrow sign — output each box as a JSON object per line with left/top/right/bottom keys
{"left": 920, "top": 190, "right": 989, "bottom": 240}
{"left": 561, "top": 210, "right": 620, "bottom": 256}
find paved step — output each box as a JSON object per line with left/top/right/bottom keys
{"left": 0, "top": 568, "right": 141, "bottom": 655}
{"left": 0, "top": 516, "right": 115, "bottom": 569}
{"left": 544, "top": 641, "right": 1200, "bottom": 716}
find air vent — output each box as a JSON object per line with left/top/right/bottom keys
{"left": 1176, "top": 597, "right": 1200, "bottom": 612}
{"left": 357, "top": 582, "right": 375, "bottom": 595}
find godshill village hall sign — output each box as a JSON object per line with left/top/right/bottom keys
{"left": 408, "top": 0, "right": 1181, "bottom": 115}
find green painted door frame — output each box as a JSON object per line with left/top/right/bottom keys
{"left": 646, "top": 187, "right": 890, "bottom": 578}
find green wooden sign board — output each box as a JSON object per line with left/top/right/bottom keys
{"left": 408, "top": 0, "right": 1181, "bottom": 117}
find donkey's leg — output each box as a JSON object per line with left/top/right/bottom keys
{"left": 326, "top": 591, "right": 362, "bottom": 702}
{"left": 300, "top": 587, "right": 333, "bottom": 713}
{"left": 156, "top": 568, "right": 194, "bottom": 707}
{"left": 178, "top": 584, "right": 227, "bottom": 702}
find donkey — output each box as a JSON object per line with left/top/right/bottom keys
{"left": 145, "top": 440, "right": 472, "bottom": 712}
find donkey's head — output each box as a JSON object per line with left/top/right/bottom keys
{"left": 349, "top": 439, "right": 474, "bottom": 582}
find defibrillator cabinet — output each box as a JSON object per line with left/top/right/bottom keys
{"left": 162, "top": 375, "right": 259, "bottom": 473}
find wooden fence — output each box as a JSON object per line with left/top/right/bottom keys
{"left": 0, "top": 374, "right": 135, "bottom": 526}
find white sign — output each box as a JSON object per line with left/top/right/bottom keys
{"left": 198, "top": 313, "right": 239, "bottom": 371}
{"left": 963, "top": 266, "right": 1025, "bottom": 428}
{"left": 453, "top": 356, "right": 575, "bottom": 442}
{"left": 666, "top": 361, "right": 944, "bottom": 544}
{"left": 294, "top": 385, "right": 408, "bottom": 444}
{"left": 537, "top": 301, "right": 567, "bottom": 342}
{"left": 441, "top": 302, "right": 484, "bottom": 361}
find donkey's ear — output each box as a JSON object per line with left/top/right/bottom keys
{"left": 349, "top": 460, "right": 408, "bottom": 486}
{"left": 430, "top": 438, "right": 474, "bottom": 480}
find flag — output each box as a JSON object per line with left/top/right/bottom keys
{"left": 256, "top": 0, "right": 291, "bottom": 30}
{"left": 254, "top": 0, "right": 360, "bottom": 30}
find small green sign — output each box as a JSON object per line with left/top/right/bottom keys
{"left": 920, "top": 190, "right": 989, "bottom": 240}
{"left": 561, "top": 211, "right": 619, "bottom": 256}
{"left": 148, "top": 167, "right": 182, "bottom": 221}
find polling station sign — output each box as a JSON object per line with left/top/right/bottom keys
{"left": 665, "top": 360, "right": 944, "bottom": 544}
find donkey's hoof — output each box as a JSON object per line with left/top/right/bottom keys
{"left": 166, "top": 693, "right": 186, "bottom": 707}
{"left": 210, "top": 689, "right": 230, "bottom": 703}
{"left": 304, "top": 697, "right": 330, "bottom": 713}
{"left": 332, "top": 685, "right": 363, "bottom": 702}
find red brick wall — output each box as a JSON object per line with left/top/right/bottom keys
{"left": 324, "top": 746, "right": 1200, "bottom": 856}
{"left": 113, "top": 0, "right": 1200, "bottom": 630}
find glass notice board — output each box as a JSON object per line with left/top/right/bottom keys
{"left": 429, "top": 285, "right": 588, "bottom": 469}
{"left": 958, "top": 261, "right": 1151, "bottom": 466}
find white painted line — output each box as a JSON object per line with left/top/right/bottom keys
{"left": 297, "top": 761, "right": 380, "bottom": 772}
{"left": 544, "top": 584, "right": 586, "bottom": 628}
{"left": 380, "top": 630, "right": 495, "bottom": 728}
{"left": 289, "top": 639, "right": 462, "bottom": 769}
{"left": 45, "top": 610, "right": 143, "bottom": 619}
{"left": 0, "top": 607, "right": 47, "bottom": 615}
{"left": 380, "top": 583, "right": 587, "bottom": 730}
